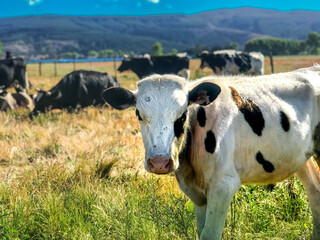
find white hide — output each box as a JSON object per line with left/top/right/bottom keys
{"left": 134, "top": 75, "right": 188, "bottom": 171}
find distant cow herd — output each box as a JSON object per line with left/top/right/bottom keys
{"left": 0, "top": 50, "right": 264, "bottom": 116}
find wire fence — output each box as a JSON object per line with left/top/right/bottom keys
{"left": 26, "top": 58, "right": 124, "bottom": 77}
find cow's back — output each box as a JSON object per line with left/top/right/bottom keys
{"left": 189, "top": 66, "right": 320, "bottom": 184}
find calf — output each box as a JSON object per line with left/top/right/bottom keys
{"left": 30, "top": 70, "right": 119, "bottom": 117}
{"left": 103, "top": 65, "right": 320, "bottom": 239}
{"left": 200, "top": 50, "right": 264, "bottom": 75}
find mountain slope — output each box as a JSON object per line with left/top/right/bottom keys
{"left": 1, "top": 7, "right": 320, "bottom": 57}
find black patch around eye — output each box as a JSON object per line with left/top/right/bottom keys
{"left": 280, "top": 111, "right": 290, "bottom": 132}
{"left": 174, "top": 111, "right": 187, "bottom": 138}
{"left": 197, "top": 106, "right": 206, "bottom": 127}
{"left": 256, "top": 151, "right": 275, "bottom": 173}
{"left": 204, "top": 130, "right": 216, "bottom": 154}
{"left": 135, "top": 109, "right": 143, "bottom": 121}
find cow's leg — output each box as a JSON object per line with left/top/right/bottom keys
{"left": 194, "top": 204, "right": 207, "bottom": 237}
{"left": 296, "top": 157, "right": 320, "bottom": 240}
{"left": 200, "top": 174, "right": 240, "bottom": 240}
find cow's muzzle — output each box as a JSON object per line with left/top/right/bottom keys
{"left": 147, "top": 156, "right": 173, "bottom": 174}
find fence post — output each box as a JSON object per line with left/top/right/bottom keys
{"left": 54, "top": 61, "right": 57, "bottom": 77}
{"left": 39, "top": 62, "right": 42, "bottom": 76}
{"left": 113, "top": 57, "right": 117, "bottom": 79}
{"left": 269, "top": 51, "right": 274, "bottom": 74}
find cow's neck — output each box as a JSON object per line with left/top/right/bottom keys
{"left": 173, "top": 106, "right": 207, "bottom": 206}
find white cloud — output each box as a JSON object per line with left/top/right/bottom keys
{"left": 28, "top": 0, "right": 42, "bottom": 6}
{"left": 148, "top": 0, "right": 160, "bottom": 3}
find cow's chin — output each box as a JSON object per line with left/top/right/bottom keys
{"left": 145, "top": 156, "right": 175, "bottom": 175}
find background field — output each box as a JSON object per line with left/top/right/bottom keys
{"left": 0, "top": 56, "right": 320, "bottom": 239}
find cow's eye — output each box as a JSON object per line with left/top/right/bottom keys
{"left": 135, "top": 109, "right": 143, "bottom": 121}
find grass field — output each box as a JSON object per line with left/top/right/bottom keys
{"left": 0, "top": 56, "right": 320, "bottom": 239}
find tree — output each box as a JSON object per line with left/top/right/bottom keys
{"left": 150, "top": 42, "right": 163, "bottom": 56}
{"left": 226, "top": 42, "right": 238, "bottom": 50}
{"left": 87, "top": 50, "right": 99, "bottom": 58}
{"left": 59, "top": 52, "right": 84, "bottom": 59}
{"left": 306, "top": 32, "right": 320, "bottom": 54}
{"left": 0, "top": 41, "right": 2, "bottom": 55}
{"left": 170, "top": 48, "right": 178, "bottom": 55}
{"left": 99, "top": 49, "right": 116, "bottom": 58}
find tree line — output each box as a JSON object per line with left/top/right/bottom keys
{"left": 1, "top": 31, "right": 319, "bottom": 59}
{"left": 244, "top": 32, "right": 320, "bottom": 55}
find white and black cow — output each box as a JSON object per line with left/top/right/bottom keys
{"left": 118, "top": 55, "right": 190, "bottom": 79}
{"left": 30, "top": 70, "right": 119, "bottom": 117}
{"left": 200, "top": 50, "right": 264, "bottom": 76}
{"left": 0, "top": 90, "right": 34, "bottom": 111}
{"left": 103, "top": 65, "right": 320, "bottom": 239}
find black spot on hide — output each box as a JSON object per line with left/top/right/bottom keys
{"left": 280, "top": 111, "right": 290, "bottom": 132}
{"left": 197, "top": 106, "right": 206, "bottom": 127}
{"left": 240, "top": 99, "right": 265, "bottom": 136}
{"left": 174, "top": 111, "right": 187, "bottom": 138}
{"left": 256, "top": 151, "right": 275, "bottom": 173}
{"left": 204, "top": 130, "right": 216, "bottom": 154}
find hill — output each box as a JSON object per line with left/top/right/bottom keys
{"left": 0, "top": 7, "right": 320, "bottom": 57}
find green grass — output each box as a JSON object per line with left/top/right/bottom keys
{"left": 0, "top": 59, "right": 318, "bottom": 239}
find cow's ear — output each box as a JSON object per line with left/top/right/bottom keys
{"left": 188, "top": 82, "right": 221, "bottom": 105}
{"left": 103, "top": 87, "right": 136, "bottom": 110}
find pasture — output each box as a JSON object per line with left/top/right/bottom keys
{"left": 0, "top": 56, "right": 320, "bottom": 239}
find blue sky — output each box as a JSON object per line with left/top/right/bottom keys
{"left": 0, "top": 0, "right": 320, "bottom": 18}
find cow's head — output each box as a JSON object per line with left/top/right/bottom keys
{"left": 103, "top": 75, "right": 221, "bottom": 175}
{"left": 29, "top": 89, "right": 61, "bottom": 117}
{"left": 199, "top": 51, "right": 210, "bottom": 69}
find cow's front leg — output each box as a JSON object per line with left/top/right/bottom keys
{"left": 200, "top": 174, "right": 240, "bottom": 240}
{"left": 194, "top": 204, "right": 207, "bottom": 237}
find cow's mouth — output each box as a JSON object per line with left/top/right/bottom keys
{"left": 147, "top": 156, "right": 173, "bottom": 174}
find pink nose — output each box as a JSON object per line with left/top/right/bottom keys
{"left": 147, "top": 156, "right": 173, "bottom": 174}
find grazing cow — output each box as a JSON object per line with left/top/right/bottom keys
{"left": 30, "top": 70, "right": 119, "bottom": 117}
{"left": 0, "top": 57, "right": 27, "bottom": 92}
{"left": 200, "top": 50, "right": 264, "bottom": 75}
{"left": 118, "top": 55, "right": 189, "bottom": 79}
{"left": 103, "top": 65, "right": 320, "bottom": 239}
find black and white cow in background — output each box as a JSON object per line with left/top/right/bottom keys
{"left": 30, "top": 70, "right": 119, "bottom": 117}
{"left": 118, "top": 54, "right": 190, "bottom": 79}
{"left": 200, "top": 50, "right": 264, "bottom": 75}
{"left": 103, "top": 65, "right": 320, "bottom": 239}
{"left": 0, "top": 57, "right": 28, "bottom": 92}
{"left": 0, "top": 90, "right": 34, "bottom": 111}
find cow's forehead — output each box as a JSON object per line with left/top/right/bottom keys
{"left": 136, "top": 75, "right": 188, "bottom": 116}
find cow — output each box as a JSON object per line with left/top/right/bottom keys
{"left": 199, "top": 50, "right": 264, "bottom": 76}
{"left": 29, "top": 70, "right": 119, "bottom": 117}
{"left": 102, "top": 65, "right": 320, "bottom": 239}
{"left": 0, "top": 91, "right": 34, "bottom": 111}
{"left": 0, "top": 91, "right": 17, "bottom": 111}
{"left": 0, "top": 57, "right": 28, "bottom": 92}
{"left": 118, "top": 55, "right": 190, "bottom": 79}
